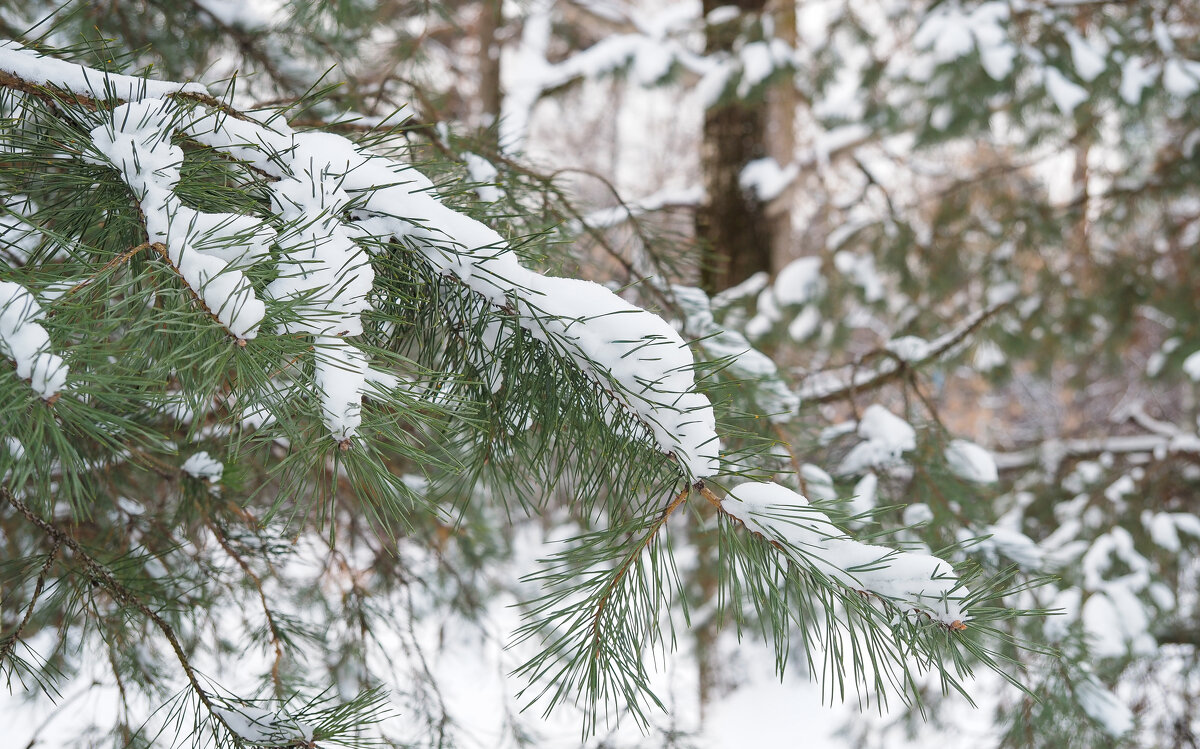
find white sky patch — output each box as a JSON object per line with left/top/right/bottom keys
{"left": 0, "top": 280, "right": 68, "bottom": 399}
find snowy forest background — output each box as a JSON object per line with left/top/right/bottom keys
{"left": 1, "top": 0, "right": 1199, "bottom": 746}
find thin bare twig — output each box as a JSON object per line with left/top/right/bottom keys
{"left": 590, "top": 485, "right": 691, "bottom": 657}
{"left": 1, "top": 486, "right": 237, "bottom": 739}
{"left": 0, "top": 539, "right": 60, "bottom": 665}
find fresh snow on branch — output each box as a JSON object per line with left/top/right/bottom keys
{"left": 211, "top": 703, "right": 314, "bottom": 745}
{"left": 944, "top": 439, "right": 998, "bottom": 483}
{"left": 54, "top": 63, "right": 722, "bottom": 468}
{"left": 87, "top": 99, "right": 268, "bottom": 341}
{"left": 0, "top": 41, "right": 205, "bottom": 101}
{"left": 186, "top": 117, "right": 720, "bottom": 471}
{"left": 0, "top": 280, "right": 68, "bottom": 399}
{"left": 721, "top": 481, "right": 967, "bottom": 625}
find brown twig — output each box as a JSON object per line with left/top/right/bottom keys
{"left": 205, "top": 520, "right": 286, "bottom": 692}
{"left": 589, "top": 485, "right": 691, "bottom": 658}
{"left": 800, "top": 299, "right": 1014, "bottom": 405}
{"left": 0, "top": 539, "right": 61, "bottom": 665}
{"left": 1, "top": 486, "right": 237, "bottom": 738}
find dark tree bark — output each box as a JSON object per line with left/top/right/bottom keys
{"left": 477, "top": 0, "right": 503, "bottom": 126}
{"left": 696, "top": 0, "right": 773, "bottom": 294}
{"left": 694, "top": 5, "right": 778, "bottom": 719}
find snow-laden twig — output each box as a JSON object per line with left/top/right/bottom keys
{"left": 0, "top": 41, "right": 206, "bottom": 102}
{"left": 0, "top": 280, "right": 68, "bottom": 400}
{"left": 179, "top": 110, "right": 721, "bottom": 473}
{"left": 86, "top": 99, "right": 270, "bottom": 341}
{"left": 0, "top": 57, "right": 722, "bottom": 474}
{"left": 702, "top": 482, "right": 969, "bottom": 627}
{"left": 993, "top": 432, "right": 1200, "bottom": 473}
{"left": 798, "top": 297, "right": 1014, "bottom": 404}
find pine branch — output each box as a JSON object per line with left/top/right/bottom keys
{"left": 0, "top": 486, "right": 237, "bottom": 741}
{"left": 0, "top": 538, "right": 60, "bottom": 666}
{"left": 589, "top": 485, "right": 690, "bottom": 659}
{"left": 204, "top": 519, "right": 286, "bottom": 693}
{"left": 798, "top": 298, "right": 1015, "bottom": 404}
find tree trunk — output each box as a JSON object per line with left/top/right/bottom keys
{"left": 693, "top": 2, "right": 778, "bottom": 721}
{"left": 766, "top": 0, "right": 797, "bottom": 268}
{"left": 477, "top": 0, "right": 503, "bottom": 127}
{"left": 696, "top": 0, "right": 772, "bottom": 294}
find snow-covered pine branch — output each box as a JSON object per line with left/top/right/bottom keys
{"left": 0, "top": 32, "right": 1032, "bottom": 746}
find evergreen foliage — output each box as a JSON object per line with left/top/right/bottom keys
{"left": 3, "top": 0, "right": 1200, "bottom": 747}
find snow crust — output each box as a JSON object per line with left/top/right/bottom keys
{"left": 0, "top": 41, "right": 205, "bottom": 100}
{"left": 944, "top": 439, "right": 998, "bottom": 483}
{"left": 177, "top": 105, "right": 720, "bottom": 470}
{"left": 87, "top": 100, "right": 267, "bottom": 341}
{"left": 0, "top": 280, "right": 68, "bottom": 399}
{"left": 722, "top": 481, "right": 967, "bottom": 624}
{"left": 838, "top": 405, "right": 916, "bottom": 474}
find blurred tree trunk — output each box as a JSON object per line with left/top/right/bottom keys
{"left": 766, "top": 0, "right": 796, "bottom": 268}
{"left": 478, "top": 0, "right": 503, "bottom": 128}
{"left": 694, "top": 0, "right": 789, "bottom": 723}
{"left": 696, "top": 0, "right": 772, "bottom": 295}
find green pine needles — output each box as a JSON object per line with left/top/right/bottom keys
{"left": 0, "top": 34, "right": 1039, "bottom": 749}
